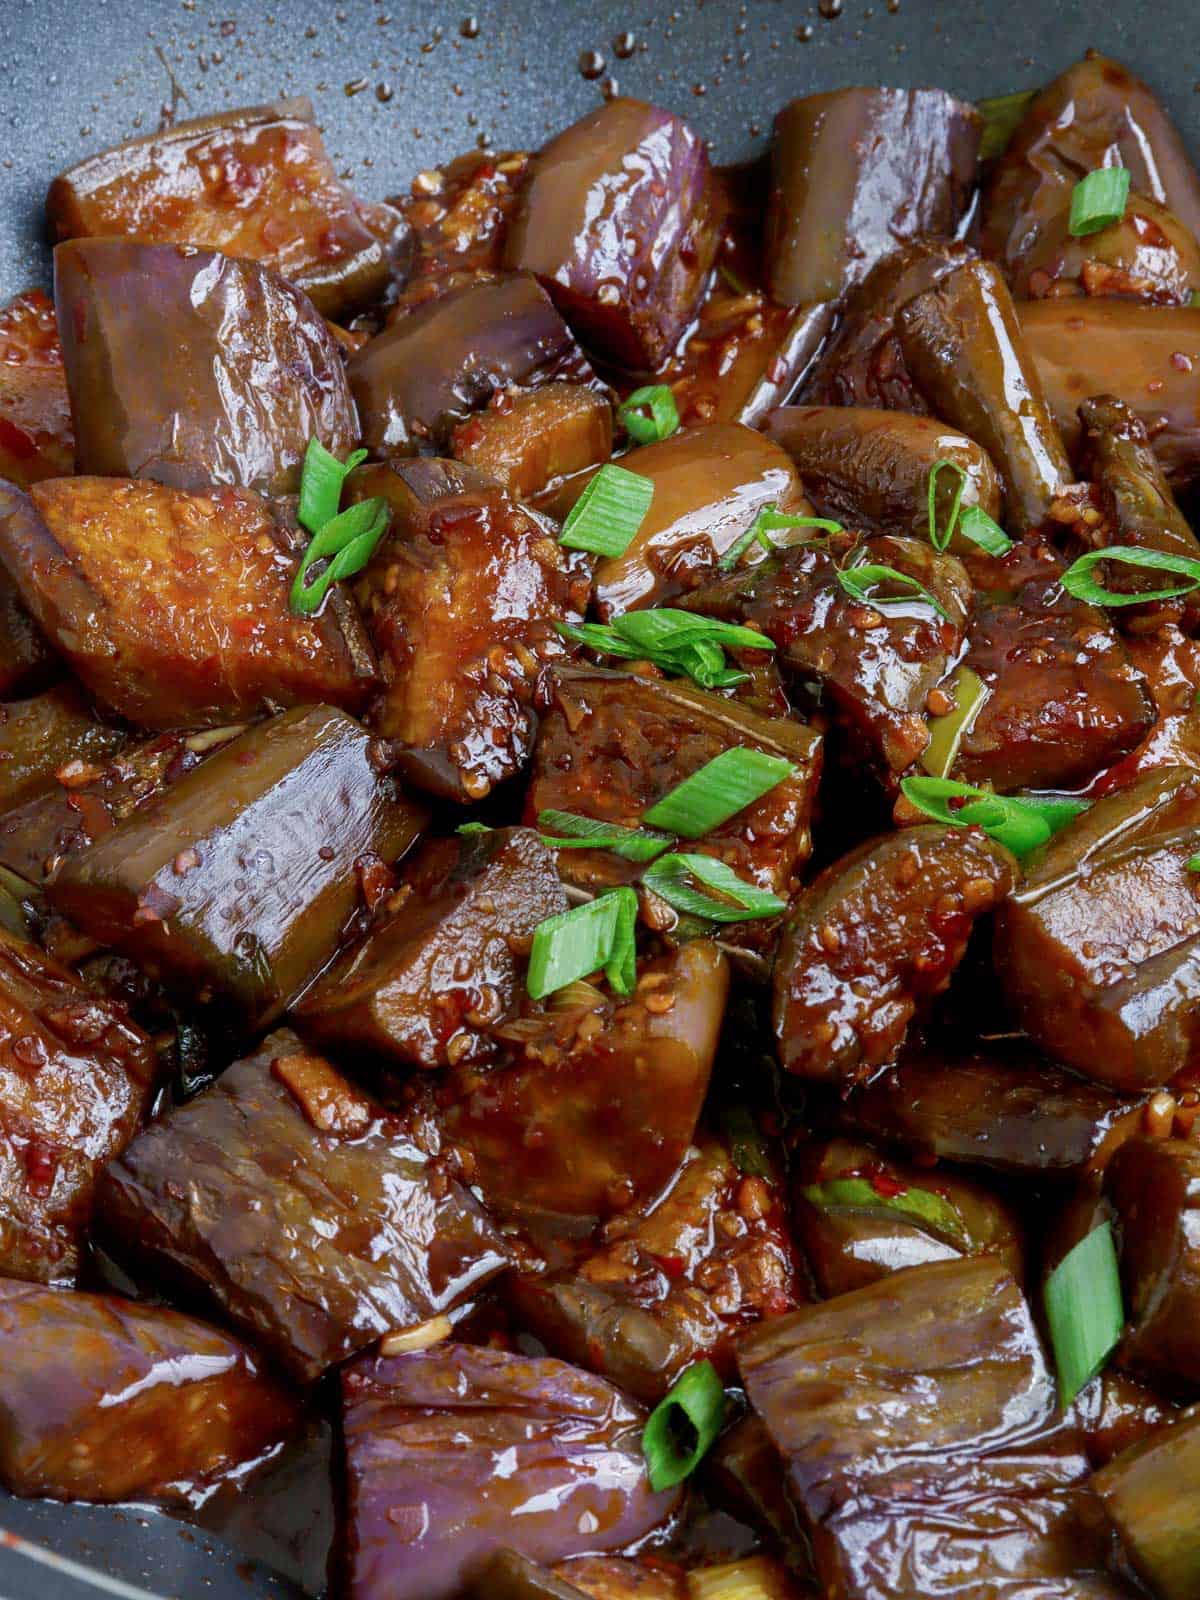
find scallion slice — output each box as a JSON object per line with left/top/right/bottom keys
{"left": 558, "top": 608, "right": 774, "bottom": 693}
{"left": 718, "top": 505, "right": 842, "bottom": 571}
{"left": 617, "top": 385, "right": 680, "bottom": 445}
{"left": 536, "top": 809, "right": 674, "bottom": 862}
{"left": 641, "top": 1359, "right": 726, "bottom": 1491}
{"left": 927, "top": 458, "right": 967, "bottom": 552}
{"left": 837, "top": 561, "right": 949, "bottom": 619}
{"left": 1069, "top": 167, "right": 1131, "bottom": 238}
{"left": 1060, "top": 545, "right": 1200, "bottom": 607}
{"left": 1188, "top": 854, "right": 1200, "bottom": 872}
{"left": 527, "top": 887, "right": 639, "bottom": 1000}
{"left": 456, "top": 821, "right": 492, "bottom": 836}
{"left": 642, "top": 853, "right": 787, "bottom": 923}
{"left": 977, "top": 88, "right": 1037, "bottom": 162}
{"left": 1044, "top": 1221, "right": 1125, "bottom": 1406}
{"left": 605, "top": 882, "right": 638, "bottom": 996}
{"left": 720, "top": 1104, "right": 773, "bottom": 1179}
{"left": 958, "top": 504, "right": 1014, "bottom": 556}
{"left": 643, "top": 749, "right": 796, "bottom": 837}
{"left": 801, "top": 1176, "right": 970, "bottom": 1250}
{"left": 559, "top": 464, "right": 654, "bottom": 558}
{"left": 920, "top": 666, "right": 992, "bottom": 780}
{"left": 297, "top": 437, "right": 368, "bottom": 534}
{"left": 900, "top": 775, "right": 1089, "bottom": 859}
{"left": 290, "top": 496, "right": 390, "bottom": 616}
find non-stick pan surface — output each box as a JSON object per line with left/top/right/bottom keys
{"left": 0, "top": 0, "right": 1198, "bottom": 1593}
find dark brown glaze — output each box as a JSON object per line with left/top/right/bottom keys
{"left": 55, "top": 238, "right": 356, "bottom": 495}
{"left": 766, "top": 406, "right": 1003, "bottom": 548}
{"left": 765, "top": 88, "right": 981, "bottom": 306}
{"left": 0, "top": 1280, "right": 299, "bottom": 1503}
{"left": 0, "top": 289, "right": 73, "bottom": 488}
{"left": 442, "top": 941, "right": 727, "bottom": 1226}
{"left": 48, "top": 707, "right": 427, "bottom": 1033}
{"left": 507, "top": 1135, "right": 801, "bottom": 1404}
{"left": 348, "top": 275, "right": 596, "bottom": 457}
{"left": 339, "top": 1343, "right": 681, "bottom": 1600}
{"left": 1008, "top": 194, "right": 1200, "bottom": 306}
{"left": 1075, "top": 1371, "right": 1179, "bottom": 1470}
{"left": 773, "top": 826, "right": 1016, "bottom": 1086}
{"left": 0, "top": 477, "right": 377, "bottom": 728}
{"left": 684, "top": 533, "right": 972, "bottom": 777}
{"left": 504, "top": 98, "right": 721, "bottom": 375}
{"left": 293, "top": 828, "right": 567, "bottom": 1071}
{"left": 451, "top": 384, "right": 613, "bottom": 501}
{"left": 552, "top": 1557, "right": 690, "bottom": 1600}
{"left": 896, "top": 257, "right": 1075, "bottom": 531}
{"left": 47, "top": 98, "right": 394, "bottom": 319}
{"left": 97, "top": 1029, "right": 509, "bottom": 1384}
{"left": 0, "top": 685, "right": 126, "bottom": 814}
{"left": 0, "top": 928, "right": 155, "bottom": 1284}
{"left": 705, "top": 1416, "right": 813, "bottom": 1577}
{"left": 349, "top": 458, "right": 590, "bottom": 802}
{"left": 1093, "top": 1401, "right": 1200, "bottom": 1600}
{"left": 1085, "top": 624, "right": 1200, "bottom": 797}
{"left": 592, "top": 422, "right": 808, "bottom": 618}
{"left": 791, "top": 1137, "right": 1024, "bottom": 1299}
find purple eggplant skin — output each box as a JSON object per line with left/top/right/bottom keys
{"left": 55, "top": 237, "right": 356, "bottom": 496}
{"left": 47, "top": 706, "right": 428, "bottom": 1034}
{"left": 348, "top": 274, "right": 595, "bottom": 457}
{"left": 503, "top": 98, "right": 722, "bottom": 375}
{"left": 96, "top": 1030, "right": 510, "bottom": 1385}
{"left": 765, "top": 88, "right": 982, "bottom": 307}
{"left": 1093, "top": 1401, "right": 1200, "bottom": 1600}
{"left": 338, "top": 1343, "right": 681, "bottom": 1600}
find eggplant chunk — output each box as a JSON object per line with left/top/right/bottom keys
{"left": 0, "top": 928, "right": 155, "bottom": 1285}
{"left": 0, "top": 289, "right": 73, "bottom": 489}
{"left": 1011, "top": 193, "right": 1200, "bottom": 306}
{"left": 705, "top": 1416, "right": 813, "bottom": 1576}
{"left": 767, "top": 406, "right": 1003, "bottom": 548}
{"left": 48, "top": 707, "right": 427, "bottom": 1033}
{"left": 1105, "top": 1138, "right": 1200, "bottom": 1395}
{"left": 1085, "top": 624, "right": 1200, "bottom": 798}
{"left": 765, "top": 89, "right": 981, "bottom": 306}
{"left": 1093, "top": 1402, "right": 1200, "bottom": 1600}
{"left": 1075, "top": 1371, "right": 1178, "bottom": 1470}
{"left": 0, "top": 567, "right": 55, "bottom": 701}
{"left": 451, "top": 384, "right": 613, "bottom": 501}
{"left": 469, "top": 1552, "right": 593, "bottom": 1600}
{"left": 349, "top": 458, "right": 589, "bottom": 801}
{"left": 552, "top": 1558, "right": 688, "bottom": 1600}
{"left": 685, "top": 533, "right": 972, "bottom": 777}
{"left": 507, "top": 1136, "right": 801, "bottom": 1404}
{"left": 774, "top": 826, "right": 1016, "bottom": 1086}
{"left": 349, "top": 276, "right": 596, "bottom": 457}
{"left": 55, "top": 237, "right": 356, "bottom": 495}
{"left": 504, "top": 98, "right": 721, "bottom": 374}
{"left": 792, "top": 1137, "right": 1023, "bottom": 1300}
{"left": 443, "top": 942, "right": 727, "bottom": 1226}
{"left": 0, "top": 685, "right": 126, "bottom": 814}
{"left": 896, "top": 256, "right": 1075, "bottom": 531}
{"left": 97, "top": 1029, "right": 508, "bottom": 1383}
{"left": 339, "top": 1343, "right": 680, "bottom": 1600}
{"left": 293, "top": 828, "right": 567, "bottom": 1072}
{"left": 47, "top": 99, "right": 393, "bottom": 319}
{"left": 591, "top": 422, "right": 808, "bottom": 618}
{"left": 0, "top": 1281, "right": 299, "bottom": 1502}
{"left": 995, "top": 768, "right": 1200, "bottom": 1091}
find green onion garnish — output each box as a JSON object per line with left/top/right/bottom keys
{"left": 536, "top": 809, "right": 674, "bottom": 862}
{"left": 560, "top": 464, "right": 654, "bottom": 558}
{"left": 527, "top": 887, "right": 639, "bottom": 1000}
{"left": 617, "top": 385, "right": 680, "bottom": 445}
{"left": 837, "top": 561, "right": 949, "bottom": 619}
{"left": 456, "top": 821, "right": 492, "bottom": 836}
{"left": 920, "top": 666, "right": 991, "bottom": 780}
{"left": 643, "top": 749, "right": 796, "bottom": 838}
{"left": 291, "top": 496, "right": 390, "bottom": 616}
{"left": 720, "top": 1105, "right": 772, "bottom": 1179}
{"left": 900, "top": 775, "right": 1089, "bottom": 858}
{"left": 298, "top": 437, "right": 368, "bottom": 534}
{"left": 1044, "top": 1221, "right": 1125, "bottom": 1407}
{"left": 641, "top": 1360, "right": 726, "bottom": 1492}
{"left": 977, "top": 88, "right": 1037, "bottom": 162}
{"left": 718, "top": 505, "right": 842, "bottom": 571}
{"left": 557, "top": 608, "right": 774, "bottom": 693}
{"left": 800, "top": 1176, "right": 970, "bottom": 1249}
{"left": 958, "top": 504, "right": 1014, "bottom": 556}
{"left": 1060, "top": 545, "right": 1200, "bottom": 607}
{"left": 1068, "top": 167, "right": 1131, "bottom": 238}
{"left": 642, "top": 853, "right": 787, "bottom": 923}
{"left": 928, "top": 459, "right": 967, "bottom": 552}
{"left": 1188, "top": 854, "right": 1200, "bottom": 872}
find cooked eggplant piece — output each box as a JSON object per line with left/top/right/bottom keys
{"left": 774, "top": 826, "right": 1016, "bottom": 1086}
{"left": 451, "top": 384, "right": 613, "bottom": 501}
{"left": 1087, "top": 623, "right": 1200, "bottom": 797}
{"left": 469, "top": 1552, "right": 594, "bottom": 1600}
{"left": 504, "top": 98, "right": 721, "bottom": 374}
{"left": 995, "top": 767, "right": 1200, "bottom": 1091}
{"left": 97, "top": 1029, "right": 508, "bottom": 1383}
{"left": 765, "top": 88, "right": 981, "bottom": 306}
{"left": 1077, "top": 1371, "right": 1179, "bottom": 1469}
{"left": 1093, "top": 1401, "right": 1200, "bottom": 1600}
{"left": 766, "top": 406, "right": 1003, "bottom": 548}
{"left": 552, "top": 1558, "right": 688, "bottom": 1600}
{"left": 662, "top": 298, "right": 836, "bottom": 432}
{"left": 48, "top": 707, "right": 427, "bottom": 1033}
{"left": 0, "top": 567, "right": 55, "bottom": 701}
{"left": 293, "top": 827, "right": 567, "bottom": 1072}
{"left": 349, "top": 458, "right": 589, "bottom": 801}
{"left": 339, "top": 1343, "right": 681, "bottom": 1600}
{"left": 54, "top": 237, "right": 356, "bottom": 495}
{"left": 0, "top": 1281, "right": 299, "bottom": 1502}
{"left": 591, "top": 422, "right": 808, "bottom": 618}
{"left": 684, "top": 533, "right": 972, "bottom": 776}
{"left": 349, "top": 276, "right": 596, "bottom": 457}
{"left": 0, "top": 685, "right": 126, "bottom": 814}
{"left": 0, "top": 289, "right": 73, "bottom": 488}
{"left": 1007, "top": 193, "right": 1200, "bottom": 305}
{"left": 442, "top": 941, "right": 727, "bottom": 1226}
{"left": 0, "top": 928, "right": 155, "bottom": 1284}
{"left": 507, "top": 1135, "right": 801, "bottom": 1404}
{"left": 705, "top": 1415, "right": 813, "bottom": 1576}
{"left": 47, "top": 98, "right": 393, "bottom": 319}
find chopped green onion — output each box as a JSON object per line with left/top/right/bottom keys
{"left": 900, "top": 775, "right": 1089, "bottom": 859}
{"left": 958, "top": 504, "right": 1014, "bottom": 556}
{"left": 977, "top": 89, "right": 1037, "bottom": 162}
{"left": 837, "top": 561, "right": 949, "bottom": 619}
{"left": 297, "top": 437, "right": 367, "bottom": 534}
{"left": 718, "top": 505, "right": 842, "bottom": 571}
{"left": 558, "top": 608, "right": 774, "bottom": 694}
{"left": 1188, "top": 854, "right": 1200, "bottom": 872}
{"left": 527, "top": 888, "right": 639, "bottom": 1000}
{"left": 559, "top": 464, "right": 654, "bottom": 558}
{"left": 1069, "top": 167, "right": 1131, "bottom": 238}
{"left": 1044, "top": 1221, "right": 1125, "bottom": 1407}
{"left": 617, "top": 385, "right": 680, "bottom": 445}
{"left": 642, "top": 853, "right": 787, "bottom": 923}
{"left": 1060, "top": 545, "right": 1200, "bottom": 607}
{"left": 927, "top": 459, "right": 967, "bottom": 552}
{"left": 800, "top": 1177, "right": 970, "bottom": 1250}
{"left": 920, "top": 666, "right": 992, "bottom": 780}
{"left": 536, "top": 809, "right": 674, "bottom": 862}
{"left": 456, "top": 821, "right": 492, "bottom": 836}
{"left": 643, "top": 749, "right": 796, "bottom": 838}
{"left": 290, "top": 496, "right": 390, "bottom": 616}
{"left": 720, "top": 1105, "right": 773, "bottom": 1179}
{"left": 642, "top": 1360, "right": 726, "bottom": 1491}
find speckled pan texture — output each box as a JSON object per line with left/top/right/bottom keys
{"left": 0, "top": 0, "right": 1197, "bottom": 1595}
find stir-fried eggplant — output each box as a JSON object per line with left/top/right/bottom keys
{"left": 0, "top": 685, "right": 126, "bottom": 814}
{"left": 1093, "top": 1403, "right": 1200, "bottom": 1600}
{"left": 452, "top": 384, "right": 613, "bottom": 501}
{"left": 0, "top": 289, "right": 73, "bottom": 489}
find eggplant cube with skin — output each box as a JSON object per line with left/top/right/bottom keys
{"left": 0, "top": 288, "right": 73, "bottom": 490}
